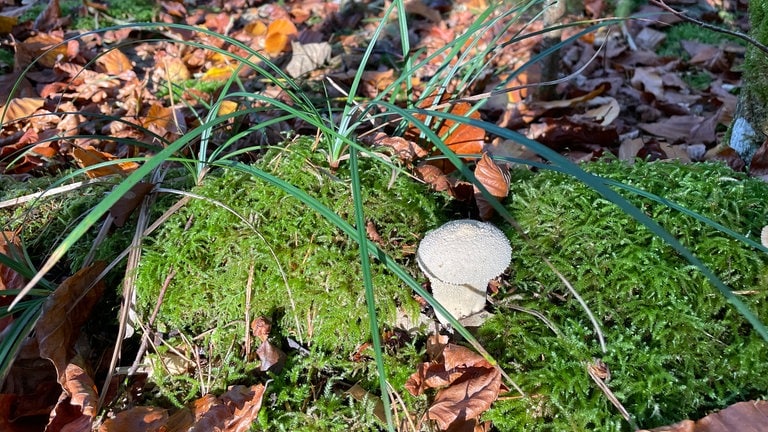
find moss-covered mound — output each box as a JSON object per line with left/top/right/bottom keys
{"left": 483, "top": 160, "right": 768, "bottom": 431}
{"left": 135, "top": 142, "right": 445, "bottom": 415}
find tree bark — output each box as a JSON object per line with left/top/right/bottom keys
{"left": 536, "top": 0, "right": 566, "bottom": 101}
{"left": 728, "top": 0, "right": 768, "bottom": 162}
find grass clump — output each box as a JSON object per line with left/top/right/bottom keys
{"left": 135, "top": 138, "right": 444, "bottom": 425}
{"left": 481, "top": 159, "right": 768, "bottom": 430}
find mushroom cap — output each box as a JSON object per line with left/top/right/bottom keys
{"left": 416, "top": 219, "right": 512, "bottom": 286}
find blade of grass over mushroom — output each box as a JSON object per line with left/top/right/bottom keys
{"left": 405, "top": 106, "right": 768, "bottom": 343}
{"left": 349, "top": 145, "right": 395, "bottom": 431}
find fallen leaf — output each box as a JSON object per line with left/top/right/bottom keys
{"left": 405, "top": 344, "right": 501, "bottom": 431}
{"left": 631, "top": 67, "right": 664, "bottom": 99}
{"left": 473, "top": 153, "right": 510, "bottom": 220}
{"left": 265, "top": 18, "right": 298, "bottom": 56}
{"left": 109, "top": 182, "right": 155, "bottom": 227}
{"left": 97, "top": 406, "right": 168, "bottom": 432}
{"left": 639, "top": 400, "right": 768, "bottom": 432}
{"left": 256, "top": 340, "right": 286, "bottom": 373}
{"left": 46, "top": 356, "right": 98, "bottom": 431}
{"left": 285, "top": 41, "right": 331, "bottom": 78}
{"left": 0, "top": 97, "right": 45, "bottom": 123}
{"left": 95, "top": 48, "right": 133, "bottom": 75}
{"left": 71, "top": 145, "right": 139, "bottom": 178}
{"left": 406, "top": 99, "right": 486, "bottom": 172}
{"left": 749, "top": 139, "right": 768, "bottom": 181}
{"left": 36, "top": 262, "right": 106, "bottom": 382}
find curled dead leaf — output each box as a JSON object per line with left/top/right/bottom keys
{"left": 473, "top": 152, "right": 510, "bottom": 220}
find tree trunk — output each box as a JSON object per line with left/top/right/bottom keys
{"left": 536, "top": 0, "right": 566, "bottom": 101}
{"left": 728, "top": 0, "right": 768, "bottom": 162}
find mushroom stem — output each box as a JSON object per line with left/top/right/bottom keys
{"left": 430, "top": 279, "right": 489, "bottom": 325}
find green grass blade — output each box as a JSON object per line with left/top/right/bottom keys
{"left": 349, "top": 146, "right": 395, "bottom": 431}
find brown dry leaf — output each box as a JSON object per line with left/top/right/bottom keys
{"left": 71, "top": 145, "right": 139, "bottom": 178}
{"left": 159, "top": 56, "right": 191, "bottom": 82}
{"left": 374, "top": 133, "right": 428, "bottom": 163}
{"left": 95, "top": 48, "right": 133, "bottom": 75}
{"left": 189, "top": 384, "right": 266, "bottom": 432}
{"left": 0, "top": 230, "right": 25, "bottom": 333}
{"left": 36, "top": 262, "right": 106, "bottom": 382}
{"left": 638, "top": 115, "right": 708, "bottom": 142}
{"left": 19, "top": 33, "right": 69, "bottom": 68}
{"left": 631, "top": 67, "right": 664, "bottom": 99}
{"left": 407, "top": 99, "right": 485, "bottom": 172}
{"left": 143, "top": 103, "right": 185, "bottom": 136}
{"left": 473, "top": 153, "right": 510, "bottom": 221}
{"left": 98, "top": 406, "right": 168, "bottom": 432}
{"left": 250, "top": 317, "right": 271, "bottom": 343}
{"left": 109, "top": 182, "right": 155, "bottom": 228}
{"left": 405, "top": 344, "right": 501, "bottom": 431}
{"left": 33, "top": 0, "right": 64, "bottom": 31}
{"left": 0, "top": 97, "right": 44, "bottom": 123}
{"left": 414, "top": 163, "right": 452, "bottom": 192}
{"left": 640, "top": 400, "right": 768, "bottom": 432}
{"left": 748, "top": 139, "right": 768, "bottom": 181}
{"left": 256, "top": 339, "right": 286, "bottom": 373}
{"left": 528, "top": 117, "right": 618, "bottom": 150}
{"left": 47, "top": 356, "right": 98, "bottom": 431}
{"left": 265, "top": 18, "right": 298, "bottom": 56}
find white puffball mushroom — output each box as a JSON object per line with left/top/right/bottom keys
{"left": 416, "top": 219, "right": 512, "bottom": 325}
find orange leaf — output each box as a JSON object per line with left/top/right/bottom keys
{"left": 218, "top": 100, "right": 239, "bottom": 116}
{"left": 98, "top": 406, "right": 168, "bottom": 432}
{"left": 473, "top": 152, "right": 510, "bottom": 220}
{"left": 264, "top": 32, "right": 290, "bottom": 56}
{"left": 265, "top": 18, "right": 297, "bottom": 56}
{"left": 406, "top": 98, "right": 486, "bottom": 172}
{"left": 95, "top": 48, "right": 133, "bottom": 74}
{"left": 19, "top": 33, "right": 68, "bottom": 68}
{"left": 0, "top": 97, "right": 44, "bottom": 123}
{"left": 71, "top": 145, "right": 138, "bottom": 178}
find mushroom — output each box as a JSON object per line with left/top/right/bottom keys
{"left": 416, "top": 219, "right": 512, "bottom": 325}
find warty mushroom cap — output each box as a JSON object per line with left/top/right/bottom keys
{"left": 416, "top": 219, "right": 512, "bottom": 287}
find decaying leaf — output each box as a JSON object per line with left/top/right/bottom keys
{"left": 109, "top": 181, "right": 155, "bottom": 227}
{"left": 265, "top": 18, "right": 298, "bottom": 56}
{"left": 98, "top": 406, "right": 168, "bottom": 432}
{"left": 405, "top": 344, "right": 501, "bottom": 431}
{"left": 406, "top": 98, "right": 485, "bottom": 172}
{"left": 639, "top": 400, "right": 768, "bottom": 432}
{"left": 36, "top": 262, "right": 106, "bottom": 382}
{"left": 473, "top": 152, "right": 510, "bottom": 220}
{"left": 71, "top": 145, "right": 139, "bottom": 178}
{"left": 0, "top": 230, "right": 25, "bottom": 332}
{"left": 0, "top": 97, "right": 45, "bottom": 123}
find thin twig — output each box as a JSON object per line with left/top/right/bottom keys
{"left": 651, "top": 0, "right": 768, "bottom": 56}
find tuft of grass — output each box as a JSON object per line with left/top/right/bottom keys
{"left": 480, "top": 159, "right": 768, "bottom": 430}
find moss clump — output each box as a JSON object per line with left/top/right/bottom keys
{"left": 482, "top": 160, "right": 768, "bottom": 430}
{"left": 657, "top": 22, "right": 744, "bottom": 57}
{"left": 135, "top": 140, "right": 444, "bottom": 421}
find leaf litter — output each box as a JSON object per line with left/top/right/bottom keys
{"left": 0, "top": 0, "right": 763, "bottom": 429}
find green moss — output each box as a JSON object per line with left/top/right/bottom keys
{"left": 658, "top": 22, "right": 744, "bottom": 58}
{"left": 135, "top": 139, "right": 445, "bottom": 425}
{"left": 20, "top": 0, "right": 156, "bottom": 29}
{"left": 481, "top": 160, "right": 768, "bottom": 430}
